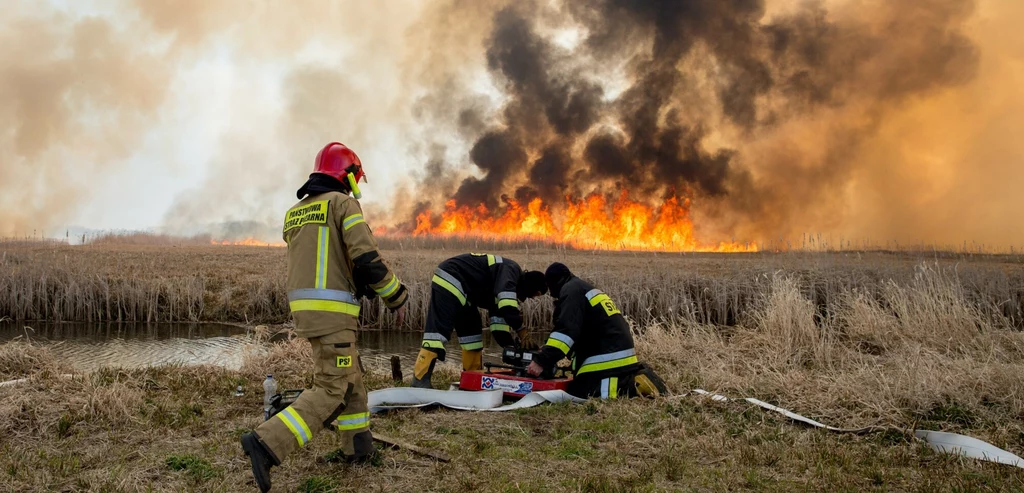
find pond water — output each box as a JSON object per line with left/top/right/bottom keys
{"left": 0, "top": 321, "right": 502, "bottom": 373}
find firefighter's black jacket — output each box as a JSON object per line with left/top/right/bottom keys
{"left": 535, "top": 275, "right": 639, "bottom": 379}
{"left": 437, "top": 253, "right": 525, "bottom": 330}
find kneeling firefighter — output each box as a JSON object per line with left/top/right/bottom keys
{"left": 527, "top": 262, "right": 667, "bottom": 399}
{"left": 240, "top": 142, "right": 409, "bottom": 493}
{"left": 412, "top": 253, "right": 548, "bottom": 388}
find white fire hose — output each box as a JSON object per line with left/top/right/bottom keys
{"left": 368, "top": 387, "right": 1024, "bottom": 470}
{"left": 3, "top": 376, "right": 1018, "bottom": 469}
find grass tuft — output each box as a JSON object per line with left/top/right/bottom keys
{"left": 299, "top": 475, "right": 341, "bottom": 493}
{"left": 165, "top": 454, "right": 219, "bottom": 481}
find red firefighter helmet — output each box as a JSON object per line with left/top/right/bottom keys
{"left": 313, "top": 142, "right": 366, "bottom": 198}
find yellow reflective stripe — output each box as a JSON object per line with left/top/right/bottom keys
{"left": 490, "top": 324, "right": 511, "bottom": 333}
{"left": 576, "top": 356, "right": 639, "bottom": 375}
{"left": 422, "top": 340, "right": 445, "bottom": 350}
{"left": 497, "top": 299, "right": 519, "bottom": 309}
{"left": 609, "top": 377, "right": 618, "bottom": 400}
{"left": 376, "top": 275, "right": 400, "bottom": 298}
{"left": 277, "top": 407, "right": 312, "bottom": 447}
{"left": 589, "top": 293, "right": 611, "bottom": 307}
{"left": 342, "top": 214, "right": 366, "bottom": 231}
{"left": 336, "top": 412, "right": 370, "bottom": 431}
{"left": 289, "top": 299, "right": 360, "bottom": 316}
{"left": 315, "top": 226, "right": 329, "bottom": 289}
{"left": 546, "top": 338, "right": 570, "bottom": 355}
{"left": 487, "top": 254, "right": 496, "bottom": 266}
{"left": 432, "top": 275, "right": 467, "bottom": 305}
{"left": 460, "top": 341, "right": 484, "bottom": 351}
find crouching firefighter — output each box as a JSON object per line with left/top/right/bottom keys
{"left": 240, "top": 142, "right": 409, "bottom": 493}
{"left": 527, "top": 262, "right": 667, "bottom": 399}
{"left": 411, "top": 253, "right": 547, "bottom": 388}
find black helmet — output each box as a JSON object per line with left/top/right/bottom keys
{"left": 544, "top": 262, "right": 572, "bottom": 296}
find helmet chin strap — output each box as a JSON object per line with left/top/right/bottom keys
{"left": 347, "top": 173, "right": 362, "bottom": 199}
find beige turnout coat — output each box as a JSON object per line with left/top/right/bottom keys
{"left": 283, "top": 191, "right": 406, "bottom": 338}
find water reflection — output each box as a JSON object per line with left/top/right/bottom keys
{"left": 0, "top": 321, "right": 502, "bottom": 373}
{"left": 0, "top": 321, "right": 248, "bottom": 342}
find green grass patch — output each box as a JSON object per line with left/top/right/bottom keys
{"left": 923, "top": 400, "right": 978, "bottom": 428}
{"left": 165, "top": 454, "right": 219, "bottom": 481}
{"left": 299, "top": 475, "right": 341, "bottom": 493}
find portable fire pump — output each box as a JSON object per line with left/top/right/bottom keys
{"left": 265, "top": 347, "right": 573, "bottom": 420}
{"left": 457, "top": 346, "right": 572, "bottom": 398}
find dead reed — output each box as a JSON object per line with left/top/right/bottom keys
{"left": 2, "top": 328, "right": 1024, "bottom": 492}
{"left": 4, "top": 243, "right": 1024, "bottom": 338}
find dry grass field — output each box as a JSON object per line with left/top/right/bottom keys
{"left": 3, "top": 240, "right": 1024, "bottom": 490}
{"left": 1, "top": 337, "right": 1023, "bottom": 492}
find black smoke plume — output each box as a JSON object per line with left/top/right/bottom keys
{"left": 407, "top": 0, "right": 982, "bottom": 245}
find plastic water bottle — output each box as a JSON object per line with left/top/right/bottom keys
{"left": 263, "top": 374, "right": 277, "bottom": 421}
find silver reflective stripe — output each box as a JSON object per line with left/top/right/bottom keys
{"left": 287, "top": 288, "right": 357, "bottom": 303}
{"left": 548, "top": 331, "right": 575, "bottom": 348}
{"left": 489, "top": 316, "right": 507, "bottom": 325}
{"left": 601, "top": 378, "right": 611, "bottom": 399}
{"left": 434, "top": 268, "right": 465, "bottom": 296}
{"left": 337, "top": 414, "right": 369, "bottom": 427}
{"left": 280, "top": 408, "right": 310, "bottom": 444}
{"left": 580, "top": 348, "right": 636, "bottom": 366}
{"left": 585, "top": 289, "right": 603, "bottom": 301}
{"left": 497, "top": 291, "right": 517, "bottom": 300}
{"left": 423, "top": 332, "right": 449, "bottom": 343}
{"left": 342, "top": 214, "right": 364, "bottom": 229}
{"left": 459, "top": 334, "right": 483, "bottom": 343}
{"left": 493, "top": 255, "right": 503, "bottom": 264}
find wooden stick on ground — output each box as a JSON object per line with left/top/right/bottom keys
{"left": 390, "top": 355, "right": 403, "bottom": 382}
{"left": 373, "top": 434, "right": 450, "bottom": 462}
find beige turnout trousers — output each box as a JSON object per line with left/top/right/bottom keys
{"left": 254, "top": 329, "right": 371, "bottom": 461}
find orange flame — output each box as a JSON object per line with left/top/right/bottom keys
{"left": 210, "top": 238, "right": 285, "bottom": 247}
{"left": 411, "top": 191, "right": 755, "bottom": 252}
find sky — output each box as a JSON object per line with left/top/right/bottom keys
{"left": 1, "top": 0, "right": 438, "bottom": 238}
{"left": 2, "top": 0, "right": 1023, "bottom": 249}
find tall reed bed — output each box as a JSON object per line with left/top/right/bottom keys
{"left": 3, "top": 243, "right": 1024, "bottom": 334}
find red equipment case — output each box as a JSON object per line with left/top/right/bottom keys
{"left": 459, "top": 369, "right": 571, "bottom": 398}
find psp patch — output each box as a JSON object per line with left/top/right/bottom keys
{"left": 480, "top": 376, "right": 534, "bottom": 394}
{"left": 336, "top": 355, "right": 353, "bottom": 368}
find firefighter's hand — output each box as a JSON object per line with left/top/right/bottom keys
{"left": 394, "top": 304, "right": 407, "bottom": 328}
{"left": 526, "top": 361, "right": 544, "bottom": 377}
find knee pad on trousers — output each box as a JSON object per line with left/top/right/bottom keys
{"left": 323, "top": 382, "right": 356, "bottom": 428}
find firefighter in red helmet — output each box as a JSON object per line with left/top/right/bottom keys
{"left": 241, "top": 142, "right": 408, "bottom": 492}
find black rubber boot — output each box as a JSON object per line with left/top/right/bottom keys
{"left": 241, "top": 432, "right": 278, "bottom": 493}
{"left": 347, "top": 431, "right": 378, "bottom": 464}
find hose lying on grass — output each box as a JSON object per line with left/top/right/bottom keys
{"left": 365, "top": 386, "right": 1024, "bottom": 470}
{"left": 685, "top": 389, "right": 1024, "bottom": 470}
{"left": 2, "top": 374, "right": 1019, "bottom": 470}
